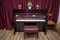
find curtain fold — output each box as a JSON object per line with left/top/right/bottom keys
{"left": 0, "top": 0, "right": 4, "bottom": 29}
{"left": 0, "top": 0, "right": 59, "bottom": 29}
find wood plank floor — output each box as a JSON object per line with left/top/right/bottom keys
{"left": 0, "top": 29, "right": 60, "bottom": 40}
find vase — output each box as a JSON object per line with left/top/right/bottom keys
{"left": 28, "top": 7, "right": 31, "bottom": 9}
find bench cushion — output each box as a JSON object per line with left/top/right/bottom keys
{"left": 24, "top": 25, "right": 39, "bottom": 33}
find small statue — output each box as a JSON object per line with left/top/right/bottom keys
{"left": 18, "top": 4, "right": 21, "bottom": 9}
{"left": 36, "top": 5, "right": 39, "bottom": 9}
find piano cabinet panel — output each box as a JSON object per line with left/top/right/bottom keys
{"left": 37, "top": 22, "right": 46, "bottom": 31}
{"left": 24, "top": 22, "right": 37, "bottom": 25}
{"left": 14, "top": 22, "right": 24, "bottom": 32}
{"left": 14, "top": 22, "right": 46, "bottom": 32}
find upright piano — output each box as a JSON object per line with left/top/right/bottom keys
{"left": 13, "top": 9, "right": 47, "bottom": 34}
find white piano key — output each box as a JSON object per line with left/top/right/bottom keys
{"left": 16, "top": 19, "right": 46, "bottom": 22}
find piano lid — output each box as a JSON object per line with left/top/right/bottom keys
{"left": 13, "top": 9, "right": 48, "bottom": 13}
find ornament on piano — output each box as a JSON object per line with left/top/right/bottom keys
{"left": 36, "top": 4, "right": 39, "bottom": 9}
{"left": 18, "top": 4, "right": 21, "bottom": 9}
{"left": 27, "top": 1, "right": 32, "bottom": 9}
{"left": 16, "top": 15, "right": 18, "bottom": 17}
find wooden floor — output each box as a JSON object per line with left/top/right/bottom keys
{"left": 0, "top": 29, "right": 60, "bottom": 40}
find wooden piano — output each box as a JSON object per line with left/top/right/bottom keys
{"left": 13, "top": 9, "right": 47, "bottom": 34}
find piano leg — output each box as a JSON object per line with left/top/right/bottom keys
{"left": 43, "top": 23, "right": 47, "bottom": 35}
{"left": 14, "top": 31, "right": 16, "bottom": 35}
{"left": 14, "top": 26, "right": 16, "bottom": 35}
{"left": 44, "top": 29, "right": 46, "bottom": 35}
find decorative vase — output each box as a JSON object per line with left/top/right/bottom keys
{"left": 28, "top": 6, "right": 32, "bottom": 9}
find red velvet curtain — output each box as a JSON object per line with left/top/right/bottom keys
{"left": 0, "top": 0, "right": 4, "bottom": 29}
{"left": 0, "top": 0, "right": 59, "bottom": 30}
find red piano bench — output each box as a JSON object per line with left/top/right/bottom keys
{"left": 24, "top": 25, "right": 39, "bottom": 39}
{"left": 24, "top": 25, "right": 39, "bottom": 33}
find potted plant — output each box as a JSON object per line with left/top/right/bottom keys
{"left": 27, "top": 2, "right": 32, "bottom": 9}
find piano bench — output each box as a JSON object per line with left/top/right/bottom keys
{"left": 24, "top": 25, "right": 39, "bottom": 33}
